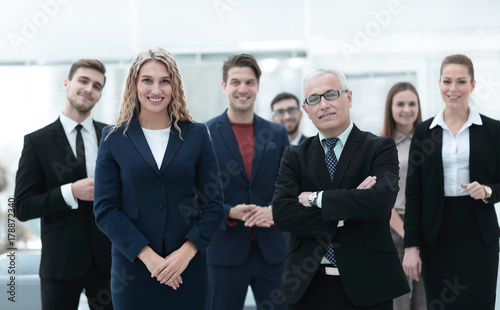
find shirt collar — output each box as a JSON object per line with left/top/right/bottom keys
{"left": 319, "top": 121, "right": 353, "bottom": 148}
{"left": 430, "top": 108, "right": 482, "bottom": 130}
{"left": 394, "top": 130, "right": 412, "bottom": 145}
{"left": 60, "top": 112, "right": 93, "bottom": 135}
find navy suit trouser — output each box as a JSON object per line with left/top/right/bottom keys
{"left": 208, "top": 240, "right": 287, "bottom": 310}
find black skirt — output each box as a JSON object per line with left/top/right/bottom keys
{"left": 420, "top": 196, "right": 499, "bottom": 309}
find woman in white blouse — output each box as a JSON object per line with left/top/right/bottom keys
{"left": 380, "top": 82, "right": 426, "bottom": 310}
{"left": 403, "top": 54, "right": 500, "bottom": 309}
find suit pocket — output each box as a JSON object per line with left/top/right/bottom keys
{"left": 121, "top": 206, "right": 139, "bottom": 220}
{"left": 363, "top": 238, "right": 398, "bottom": 254}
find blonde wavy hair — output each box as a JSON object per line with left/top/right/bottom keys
{"left": 107, "top": 47, "right": 194, "bottom": 139}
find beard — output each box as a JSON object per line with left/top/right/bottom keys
{"left": 287, "top": 122, "right": 300, "bottom": 135}
{"left": 68, "top": 96, "right": 96, "bottom": 115}
{"left": 229, "top": 98, "right": 254, "bottom": 113}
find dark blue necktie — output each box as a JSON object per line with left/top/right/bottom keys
{"left": 324, "top": 138, "right": 339, "bottom": 265}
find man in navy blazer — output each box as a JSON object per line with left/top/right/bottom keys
{"left": 272, "top": 69, "right": 409, "bottom": 309}
{"left": 206, "top": 54, "right": 289, "bottom": 310}
{"left": 15, "top": 59, "right": 113, "bottom": 310}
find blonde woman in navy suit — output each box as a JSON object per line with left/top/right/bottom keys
{"left": 94, "top": 47, "right": 225, "bottom": 309}
{"left": 403, "top": 54, "right": 500, "bottom": 309}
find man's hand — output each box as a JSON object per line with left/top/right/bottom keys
{"left": 298, "top": 176, "right": 376, "bottom": 208}
{"left": 229, "top": 204, "right": 258, "bottom": 220}
{"left": 242, "top": 206, "right": 274, "bottom": 227}
{"left": 71, "top": 178, "right": 94, "bottom": 201}
{"left": 298, "top": 192, "right": 313, "bottom": 207}
{"left": 357, "top": 176, "right": 376, "bottom": 189}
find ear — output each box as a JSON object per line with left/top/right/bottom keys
{"left": 63, "top": 78, "right": 69, "bottom": 91}
{"left": 221, "top": 80, "right": 227, "bottom": 94}
{"left": 471, "top": 79, "right": 476, "bottom": 93}
{"left": 302, "top": 104, "right": 310, "bottom": 119}
{"left": 347, "top": 90, "right": 353, "bottom": 108}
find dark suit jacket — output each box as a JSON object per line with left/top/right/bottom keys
{"left": 206, "top": 110, "right": 288, "bottom": 266}
{"left": 273, "top": 124, "right": 410, "bottom": 307}
{"left": 15, "top": 118, "right": 111, "bottom": 280}
{"left": 298, "top": 134, "right": 307, "bottom": 144}
{"left": 93, "top": 118, "right": 224, "bottom": 263}
{"left": 404, "top": 114, "right": 500, "bottom": 248}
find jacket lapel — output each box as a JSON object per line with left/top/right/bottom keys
{"left": 127, "top": 117, "right": 161, "bottom": 176}
{"left": 309, "top": 135, "right": 333, "bottom": 190}
{"left": 51, "top": 118, "right": 87, "bottom": 180}
{"left": 160, "top": 122, "right": 184, "bottom": 173}
{"left": 332, "top": 125, "right": 361, "bottom": 189}
{"left": 250, "top": 115, "right": 266, "bottom": 187}
{"left": 217, "top": 112, "right": 249, "bottom": 183}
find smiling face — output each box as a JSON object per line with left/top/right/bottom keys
{"left": 391, "top": 90, "right": 419, "bottom": 132}
{"left": 302, "top": 73, "right": 352, "bottom": 138}
{"left": 63, "top": 67, "right": 104, "bottom": 119}
{"left": 439, "top": 64, "right": 475, "bottom": 109}
{"left": 222, "top": 66, "right": 259, "bottom": 114}
{"left": 271, "top": 98, "right": 303, "bottom": 135}
{"left": 136, "top": 60, "right": 172, "bottom": 121}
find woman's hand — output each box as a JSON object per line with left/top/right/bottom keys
{"left": 402, "top": 246, "right": 422, "bottom": 281}
{"left": 151, "top": 240, "right": 198, "bottom": 289}
{"left": 461, "top": 181, "right": 486, "bottom": 200}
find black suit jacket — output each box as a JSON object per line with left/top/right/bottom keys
{"left": 15, "top": 118, "right": 111, "bottom": 280}
{"left": 273, "top": 124, "right": 409, "bottom": 307}
{"left": 404, "top": 114, "right": 500, "bottom": 248}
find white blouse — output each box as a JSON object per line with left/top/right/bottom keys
{"left": 429, "top": 109, "right": 482, "bottom": 197}
{"left": 141, "top": 127, "right": 171, "bottom": 169}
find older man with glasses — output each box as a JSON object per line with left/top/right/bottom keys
{"left": 272, "top": 69, "right": 410, "bottom": 309}
{"left": 271, "top": 92, "right": 308, "bottom": 145}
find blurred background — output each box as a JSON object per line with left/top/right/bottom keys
{"left": 0, "top": 0, "right": 499, "bottom": 306}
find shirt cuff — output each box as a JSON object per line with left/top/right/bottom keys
{"left": 61, "top": 183, "right": 78, "bottom": 209}
{"left": 317, "top": 191, "right": 323, "bottom": 208}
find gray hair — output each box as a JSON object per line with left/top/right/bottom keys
{"left": 302, "top": 69, "right": 349, "bottom": 100}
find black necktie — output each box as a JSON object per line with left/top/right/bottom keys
{"left": 75, "top": 124, "right": 87, "bottom": 177}
{"left": 324, "top": 138, "right": 339, "bottom": 266}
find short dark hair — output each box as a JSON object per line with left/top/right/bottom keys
{"left": 68, "top": 59, "right": 107, "bottom": 87}
{"left": 222, "top": 53, "right": 261, "bottom": 83}
{"left": 270, "top": 92, "right": 300, "bottom": 110}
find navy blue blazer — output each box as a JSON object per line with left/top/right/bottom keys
{"left": 94, "top": 117, "right": 224, "bottom": 263}
{"left": 205, "top": 110, "right": 289, "bottom": 266}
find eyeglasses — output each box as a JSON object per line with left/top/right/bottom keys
{"left": 272, "top": 106, "right": 300, "bottom": 118}
{"left": 303, "top": 89, "right": 348, "bottom": 105}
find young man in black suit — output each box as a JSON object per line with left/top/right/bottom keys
{"left": 15, "top": 59, "right": 113, "bottom": 310}
{"left": 272, "top": 69, "right": 410, "bottom": 309}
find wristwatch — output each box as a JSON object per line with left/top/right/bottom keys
{"left": 483, "top": 185, "right": 492, "bottom": 199}
{"left": 308, "top": 192, "right": 318, "bottom": 207}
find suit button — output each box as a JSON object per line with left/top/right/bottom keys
{"left": 157, "top": 179, "right": 163, "bottom": 185}
{"left": 158, "top": 203, "right": 164, "bottom": 209}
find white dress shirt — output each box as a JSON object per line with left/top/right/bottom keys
{"left": 429, "top": 109, "right": 482, "bottom": 197}
{"left": 59, "top": 113, "right": 99, "bottom": 209}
